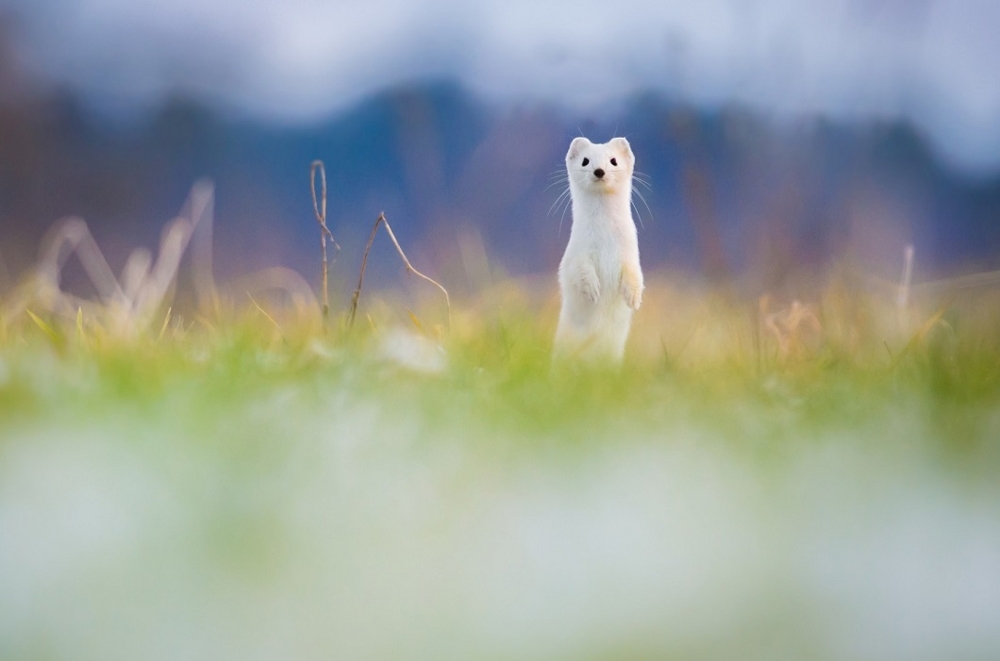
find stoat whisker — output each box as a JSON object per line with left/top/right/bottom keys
{"left": 558, "top": 192, "right": 574, "bottom": 236}
{"left": 544, "top": 177, "right": 569, "bottom": 191}
{"left": 630, "top": 200, "right": 646, "bottom": 231}
{"left": 632, "top": 188, "right": 654, "bottom": 229}
{"left": 549, "top": 186, "right": 573, "bottom": 235}
{"left": 632, "top": 171, "right": 653, "bottom": 187}
{"left": 548, "top": 186, "right": 572, "bottom": 217}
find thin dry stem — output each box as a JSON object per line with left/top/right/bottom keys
{"left": 157, "top": 307, "right": 172, "bottom": 342}
{"left": 310, "top": 160, "right": 339, "bottom": 322}
{"left": 349, "top": 216, "right": 382, "bottom": 328}
{"left": 248, "top": 292, "right": 288, "bottom": 345}
{"left": 348, "top": 212, "right": 451, "bottom": 330}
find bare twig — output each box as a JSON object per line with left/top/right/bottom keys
{"left": 310, "top": 160, "right": 339, "bottom": 322}
{"left": 349, "top": 215, "right": 382, "bottom": 329}
{"left": 348, "top": 212, "right": 451, "bottom": 330}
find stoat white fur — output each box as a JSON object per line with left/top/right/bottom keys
{"left": 554, "top": 137, "right": 644, "bottom": 363}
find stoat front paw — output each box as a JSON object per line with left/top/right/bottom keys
{"left": 578, "top": 270, "right": 601, "bottom": 303}
{"left": 621, "top": 268, "right": 643, "bottom": 310}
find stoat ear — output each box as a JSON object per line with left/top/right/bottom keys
{"left": 610, "top": 137, "right": 633, "bottom": 159}
{"left": 567, "top": 137, "right": 591, "bottom": 160}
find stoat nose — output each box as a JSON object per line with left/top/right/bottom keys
{"left": 593, "top": 168, "right": 605, "bottom": 179}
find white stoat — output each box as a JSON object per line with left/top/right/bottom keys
{"left": 554, "top": 136, "right": 644, "bottom": 363}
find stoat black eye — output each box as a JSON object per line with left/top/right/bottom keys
{"left": 610, "top": 158, "right": 618, "bottom": 166}
{"left": 581, "top": 158, "right": 589, "bottom": 167}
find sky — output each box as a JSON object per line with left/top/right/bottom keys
{"left": 3, "top": 0, "right": 1000, "bottom": 172}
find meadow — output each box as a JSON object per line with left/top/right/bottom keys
{"left": 1, "top": 183, "right": 1000, "bottom": 660}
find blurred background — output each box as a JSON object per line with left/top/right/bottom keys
{"left": 0, "top": 0, "right": 998, "bottom": 300}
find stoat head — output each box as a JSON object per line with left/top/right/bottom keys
{"left": 565, "top": 137, "right": 634, "bottom": 196}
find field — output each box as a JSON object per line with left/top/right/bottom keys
{"left": 1, "top": 180, "right": 999, "bottom": 659}
{"left": 2, "top": 253, "right": 1000, "bottom": 661}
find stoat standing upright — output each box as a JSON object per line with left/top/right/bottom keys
{"left": 554, "top": 136, "right": 644, "bottom": 363}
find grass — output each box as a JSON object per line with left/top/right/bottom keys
{"left": 1, "top": 274, "right": 1000, "bottom": 660}
{"left": 2, "top": 274, "right": 999, "bottom": 457}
